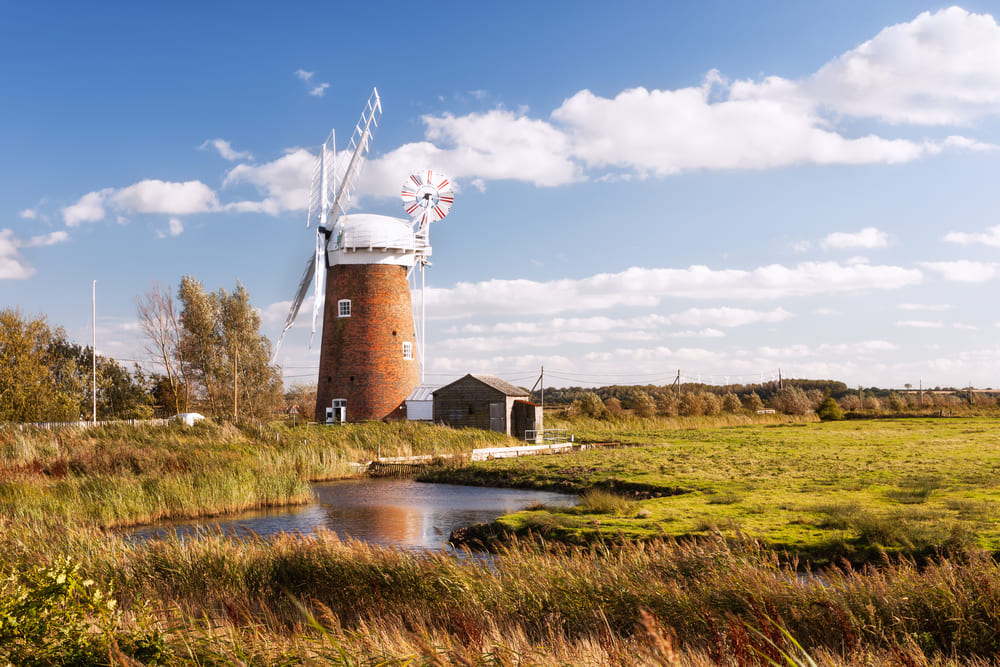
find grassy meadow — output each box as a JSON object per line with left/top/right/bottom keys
{"left": 4, "top": 415, "right": 1000, "bottom": 664}
{"left": 426, "top": 417, "right": 1000, "bottom": 563}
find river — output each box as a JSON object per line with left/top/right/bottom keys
{"left": 128, "top": 478, "right": 575, "bottom": 550}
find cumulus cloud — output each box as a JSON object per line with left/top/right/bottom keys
{"left": 0, "top": 229, "right": 34, "bottom": 279}
{"left": 18, "top": 208, "right": 38, "bottom": 219}
{"left": 199, "top": 138, "right": 253, "bottom": 161}
{"left": 0, "top": 228, "right": 70, "bottom": 279}
{"left": 821, "top": 227, "right": 888, "bottom": 250}
{"left": 62, "top": 180, "right": 218, "bottom": 225}
{"left": 423, "top": 261, "right": 921, "bottom": 320}
{"left": 806, "top": 7, "right": 1000, "bottom": 125}
{"left": 156, "top": 218, "right": 184, "bottom": 239}
{"left": 944, "top": 224, "right": 1000, "bottom": 247}
{"left": 919, "top": 260, "right": 1000, "bottom": 282}
{"left": 223, "top": 148, "right": 315, "bottom": 213}
{"left": 355, "top": 8, "right": 998, "bottom": 192}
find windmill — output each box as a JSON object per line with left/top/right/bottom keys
{"left": 274, "top": 88, "right": 455, "bottom": 423}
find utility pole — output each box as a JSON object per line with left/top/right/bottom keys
{"left": 676, "top": 369, "right": 681, "bottom": 403}
{"left": 233, "top": 348, "right": 238, "bottom": 422}
{"left": 92, "top": 280, "right": 97, "bottom": 425}
{"left": 540, "top": 365, "right": 544, "bottom": 433}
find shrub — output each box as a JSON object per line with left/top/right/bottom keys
{"left": 576, "top": 392, "right": 607, "bottom": 419}
{"left": 817, "top": 397, "right": 843, "bottom": 421}
{"left": 721, "top": 393, "right": 742, "bottom": 413}
{"left": 770, "top": 386, "right": 812, "bottom": 415}
{"left": 631, "top": 391, "right": 657, "bottom": 418}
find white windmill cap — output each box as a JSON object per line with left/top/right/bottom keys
{"left": 327, "top": 214, "right": 420, "bottom": 267}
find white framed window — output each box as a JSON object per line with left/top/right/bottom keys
{"left": 338, "top": 299, "right": 351, "bottom": 318}
{"left": 402, "top": 341, "right": 413, "bottom": 360}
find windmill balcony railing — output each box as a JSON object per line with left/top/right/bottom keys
{"left": 335, "top": 230, "right": 423, "bottom": 252}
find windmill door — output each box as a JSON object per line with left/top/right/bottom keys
{"left": 489, "top": 402, "right": 506, "bottom": 433}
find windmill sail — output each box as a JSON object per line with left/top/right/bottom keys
{"left": 271, "top": 87, "right": 382, "bottom": 362}
{"left": 272, "top": 250, "right": 317, "bottom": 359}
{"left": 327, "top": 88, "right": 381, "bottom": 225}
{"left": 306, "top": 131, "right": 337, "bottom": 230}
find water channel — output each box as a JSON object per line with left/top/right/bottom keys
{"left": 129, "top": 478, "right": 576, "bottom": 550}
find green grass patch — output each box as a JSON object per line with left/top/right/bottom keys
{"left": 434, "top": 417, "right": 1000, "bottom": 563}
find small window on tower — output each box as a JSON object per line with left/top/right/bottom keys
{"left": 338, "top": 299, "right": 351, "bottom": 318}
{"left": 402, "top": 341, "right": 413, "bottom": 360}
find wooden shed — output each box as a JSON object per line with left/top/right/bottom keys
{"left": 433, "top": 374, "right": 541, "bottom": 439}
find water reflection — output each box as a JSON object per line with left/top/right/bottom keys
{"left": 128, "top": 478, "right": 575, "bottom": 550}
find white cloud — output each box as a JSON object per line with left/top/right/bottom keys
{"left": 112, "top": 180, "right": 218, "bottom": 215}
{"left": 920, "top": 260, "right": 1000, "bottom": 282}
{"left": 223, "top": 148, "right": 315, "bottom": 213}
{"left": 63, "top": 189, "right": 111, "bottom": 226}
{"left": 294, "top": 69, "right": 329, "bottom": 97}
{"left": 18, "top": 208, "right": 37, "bottom": 219}
{"left": 0, "top": 229, "right": 34, "bottom": 279}
{"left": 807, "top": 7, "right": 1000, "bottom": 125}
{"left": 0, "top": 228, "right": 70, "bottom": 279}
{"left": 22, "top": 231, "right": 69, "bottom": 247}
{"left": 896, "top": 320, "right": 945, "bottom": 328}
{"left": 821, "top": 227, "right": 888, "bottom": 250}
{"left": 944, "top": 224, "right": 1000, "bottom": 247}
{"left": 199, "top": 138, "right": 253, "bottom": 161}
{"left": 897, "top": 303, "right": 953, "bottom": 311}
{"left": 424, "top": 261, "right": 922, "bottom": 319}
{"left": 63, "top": 180, "right": 218, "bottom": 225}
{"left": 156, "top": 218, "right": 184, "bottom": 239}
{"left": 669, "top": 306, "right": 793, "bottom": 328}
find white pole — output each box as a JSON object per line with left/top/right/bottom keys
{"left": 92, "top": 280, "right": 97, "bottom": 424}
{"left": 420, "top": 261, "right": 426, "bottom": 384}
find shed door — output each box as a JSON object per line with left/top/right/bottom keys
{"left": 489, "top": 402, "right": 506, "bottom": 433}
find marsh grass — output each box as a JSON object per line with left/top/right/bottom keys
{"left": 5, "top": 518, "right": 1000, "bottom": 664}
{"left": 0, "top": 419, "right": 517, "bottom": 528}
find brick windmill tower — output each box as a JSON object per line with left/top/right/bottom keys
{"left": 274, "top": 89, "right": 454, "bottom": 422}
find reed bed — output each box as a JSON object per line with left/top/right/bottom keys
{"left": 4, "top": 516, "right": 1000, "bottom": 664}
{"left": 0, "top": 420, "right": 512, "bottom": 529}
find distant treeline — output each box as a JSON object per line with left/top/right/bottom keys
{"left": 535, "top": 379, "right": 998, "bottom": 419}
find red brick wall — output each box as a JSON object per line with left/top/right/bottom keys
{"left": 314, "top": 263, "right": 420, "bottom": 422}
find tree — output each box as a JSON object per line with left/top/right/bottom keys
{"left": 175, "top": 277, "right": 283, "bottom": 420}
{"left": 137, "top": 282, "right": 188, "bottom": 414}
{"left": 0, "top": 309, "right": 73, "bottom": 422}
{"left": 678, "top": 392, "right": 705, "bottom": 417}
{"left": 742, "top": 392, "right": 764, "bottom": 413}
{"left": 721, "top": 392, "right": 742, "bottom": 413}
{"left": 631, "top": 390, "right": 657, "bottom": 418}
{"left": 178, "top": 276, "right": 224, "bottom": 415}
{"left": 770, "top": 386, "right": 812, "bottom": 415}
{"left": 702, "top": 392, "right": 722, "bottom": 416}
{"left": 576, "top": 392, "right": 606, "bottom": 418}
{"left": 656, "top": 392, "right": 678, "bottom": 417}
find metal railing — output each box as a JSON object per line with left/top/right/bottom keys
{"left": 524, "top": 429, "right": 572, "bottom": 445}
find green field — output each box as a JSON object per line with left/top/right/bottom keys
{"left": 426, "top": 417, "right": 1000, "bottom": 562}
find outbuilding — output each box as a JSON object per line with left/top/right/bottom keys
{"left": 404, "top": 384, "right": 438, "bottom": 421}
{"left": 432, "top": 374, "right": 541, "bottom": 439}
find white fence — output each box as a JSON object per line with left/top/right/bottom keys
{"left": 8, "top": 418, "right": 171, "bottom": 431}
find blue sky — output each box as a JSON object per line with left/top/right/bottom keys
{"left": 3, "top": 2, "right": 1000, "bottom": 390}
